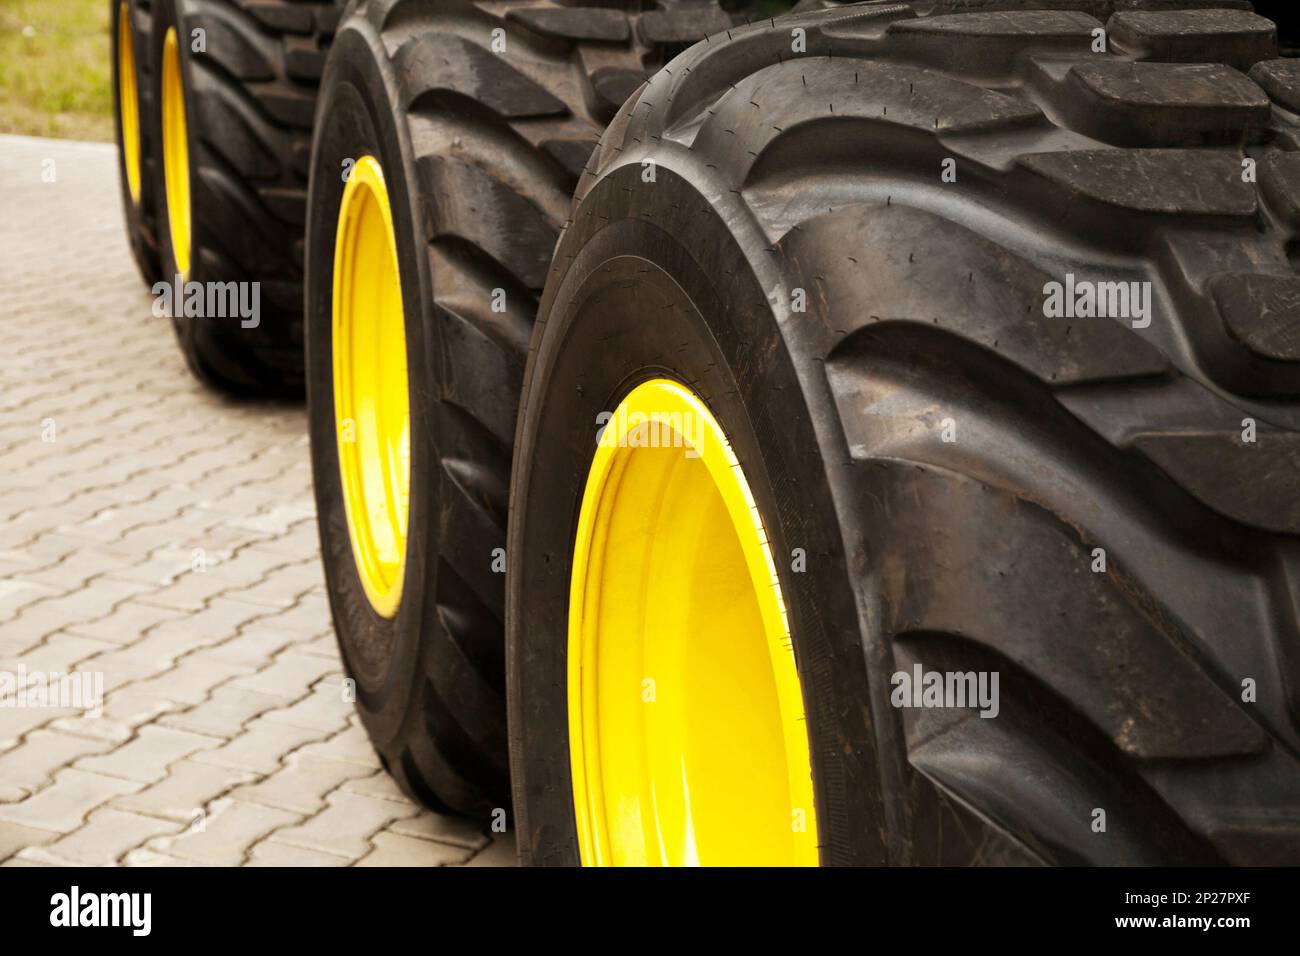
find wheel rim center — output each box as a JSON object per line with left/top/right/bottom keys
{"left": 567, "top": 378, "right": 819, "bottom": 866}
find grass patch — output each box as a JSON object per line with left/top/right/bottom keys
{"left": 0, "top": 0, "right": 113, "bottom": 141}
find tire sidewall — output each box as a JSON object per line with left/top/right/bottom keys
{"left": 304, "top": 22, "right": 443, "bottom": 748}
{"left": 149, "top": 0, "right": 199, "bottom": 291}
{"left": 112, "top": 0, "right": 160, "bottom": 284}
{"left": 507, "top": 164, "right": 887, "bottom": 866}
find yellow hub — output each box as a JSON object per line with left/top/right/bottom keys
{"left": 568, "top": 379, "right": 819, "bottom": 866}
{"left": 332, "top": 155, "right": 410, "bottom": 619}
{"left": 117, "top": 4, "right": 142, "bottom": 204}
{"left": 160, "top": 26, "right": 191, "bottom": 276}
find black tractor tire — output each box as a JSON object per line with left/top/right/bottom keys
{"left": 112, "top": 0, "right": 164, "bottom": 285}
{"left": 508, "top": 0, "right": 1300, "bottom": 865}
{"left": 147, "top": 0, "right": 338, "bottom": 396}
{"left": 305, "top": 0, "right": 761, "bottom": 817}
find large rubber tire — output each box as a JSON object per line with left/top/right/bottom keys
{"left": 508, "top": 0, "right": 1300, "bottom": 864}
{"left": 147, "top": 0, "right": 338, "bottom": 396}
{"left": 305, "top": 0, "right": 757, "bottom": 817}
{"left": 113, "top": 0, "right": 165, "bottom": 285}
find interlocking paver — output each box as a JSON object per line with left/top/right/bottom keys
{"left": 0, "top": 134, "right": 505, "bottom": 868}
{"left": 0, "top": 632, "right": 115, "bottom": 673}
{"left": 466, "top": 835, "right": 520, "bottom": 867}
{"left": 298, "top": 719, "right": 383, "bottom": 770}
{"left": 259, "top": 685, "right": 352, "bottom": 734}
{"left": 0, "top": 768, "right": 142, "bottom": 833}
{"left": 229, "top": 754, "right": 371, "bottom": 816}
{"left": 9, "top": 578, "right": 153, "bottom": 639}
{"left": 160, "top": 686, "right": 285, "bottom": 738}
{"left": 0, "top": 729, "right": 115, "bottom": 793}
{"left": 231, "top": 653, "right": 338, "bottom": 702}
{"left": 65, "top": 600, "right": 188, "bottom": 644}
{"left": 0, "top": 705, "right": 77, "bottom": 747}
{"left": 113, "top": 759, "right": 258, "bottom": 823}
{"left": 124, "top": 657, "right": 255, "bottom": 707}
{"left": 0, "top": 822, "right": 57, "bottom": 860}
{"left": 75, "top": 725, "right": 223, "bottom": 783}
{"left": 356, "top": 831, "right": 474, "bottom": 867}
{"left": 54, "top": 687, "right": 177, "bottom": 744}
{"left": 38, "top": 808, "right": 182, "bottom": 865}
{"left": 389, "top": 809, "right": 492, "bottom": 851}
{"left": 250, "top": 594, "right": 332, "bottom": 635}
{"left": 190, "top": 627, "right": 296, "bottom": 670}
{"left": 120, "top": 848, "right": 199, "bottom": 867}
{"left": 248, "top": 839, "right": 349, "bottom": 867}
{"left": 189, "top": 721, "right": 330, "bottom": 776}
{"left": 266, "top": 790, "right": 420, "bottom": 859}
{"left": 152, "top": 798, "right": 300, "bottom": 866}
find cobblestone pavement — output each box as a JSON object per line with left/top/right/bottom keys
{"left": 0, "top": 134, "right": 516, "bottom": 867}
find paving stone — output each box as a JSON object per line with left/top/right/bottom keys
{"left": 248, "top": 839, "right": 350, "bottom": 867}
{"left": 153, "top": 798, "right": 300, "bottom": 866}
{"left": 0, "top": 577, "right": 64, "bottom": 624}
{"left": 0, "top": 729, "right": 115, "bottom": 791}
{"left": 230, "top": 753, "right": 371, "bottom": 816}
{"left": 121, "top": 847, "right": 200, "bottom": 867}
{"left": 258, "top": 686, "right": 351, "bottom": 734}
{"left": 356, "top": 831, "right": 474, "bottom": 867}
{"left": 341, "top": 771, "right": 418, "bottom": 807}
{"left": 113, "top": 759, "right": 258, "bottom": 823}
{"left": 231, "top": 652, "right": 337, "bottom": 701}
{"left": 294, "top": 633, "right": 341, "bottom": 659}
{"left": 3, "top": 632, "right": 116, "bottom": 672}
{"left": 68, "top": 601, "right": 191, "bottom": 646}
{"left": 228, "top": 561, "right": 325, "bottom": 609}
{"left": 124, "top": 657, "right": 254, "bottom": 707}
{"left": 190, "top": 627, "right": 296, "bottom": 670}
{"left": 269, "top": 790, "right": 420, "bottom": 860}
{"left": 160, "top": 686, "right": 284, "bottom": 738}
{"left": 465, "top": 834, "right": 520, "bottom": 867}
{"left": 0, "top": 769, "right": 142, "bottom": 833}
{"left": 75, "top": 725, "right": 222, "bottom": 784}
{"left": 298, "top": 720, "right": 382, "bottom": 769}
{"left": 133, "top": 573, "right": 246, "bottom": 614}
{"left": 52, "top": 687, "right": 178, "bottom": 743}
{"left": 0, "top": 705, "right": 76, "bottom": 746}
{"left": 252, "top": 594, "right": 332, "bottom": 635}
{"left": 189, "top": 721, "right": 330, "bottom": 776}
{"left": 0, "top": 135, "right": 510, "bottom": 869}
{"left": 0, "top": 822, "right": 58, "bottom": 860}
{"left": 40, "top": 808, "right": 181, "bottom": 865}
{"left": 389, "top": 810, "right": 491, "bottom": 851}
{"left": 74, "top": 647, "right": 172, "bottom": 694}
{"left": 9, "top": 578, "right": 152, "bottom": 638}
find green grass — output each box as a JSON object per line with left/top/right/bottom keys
{"left": 0, "top": 0, "right": 113, "bottom": 141}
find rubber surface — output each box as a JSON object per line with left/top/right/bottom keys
{"left": 148, "top": 0, "right": 338, "bottom": 396}
{"left": 508, "top": 0, "right": 1300, "bottom": 864}
{"left": 113, "top": 0, "right": 164, "bottom": 285}
{"left": 306, "top": 0, "right": 761, "bottom": 817}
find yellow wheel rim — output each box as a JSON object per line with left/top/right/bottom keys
{"left": 332, "top": 155, "right": 410, "bottom": 619}
{"left": 160, "top": 26, "right": 191, "bottom": 276}
{"left": 117, "top": 4, "right": 142, "bottom": 204}
{"left": 568, "top": 379, "right": 819, "bottom": 866}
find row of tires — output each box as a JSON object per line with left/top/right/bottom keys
{"left": 113, "top": 0, "right": 1300, "bottom": 865}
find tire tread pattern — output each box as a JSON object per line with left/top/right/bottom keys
{"left": 570, "top": 0, "right": 1300, "bottom": 862}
